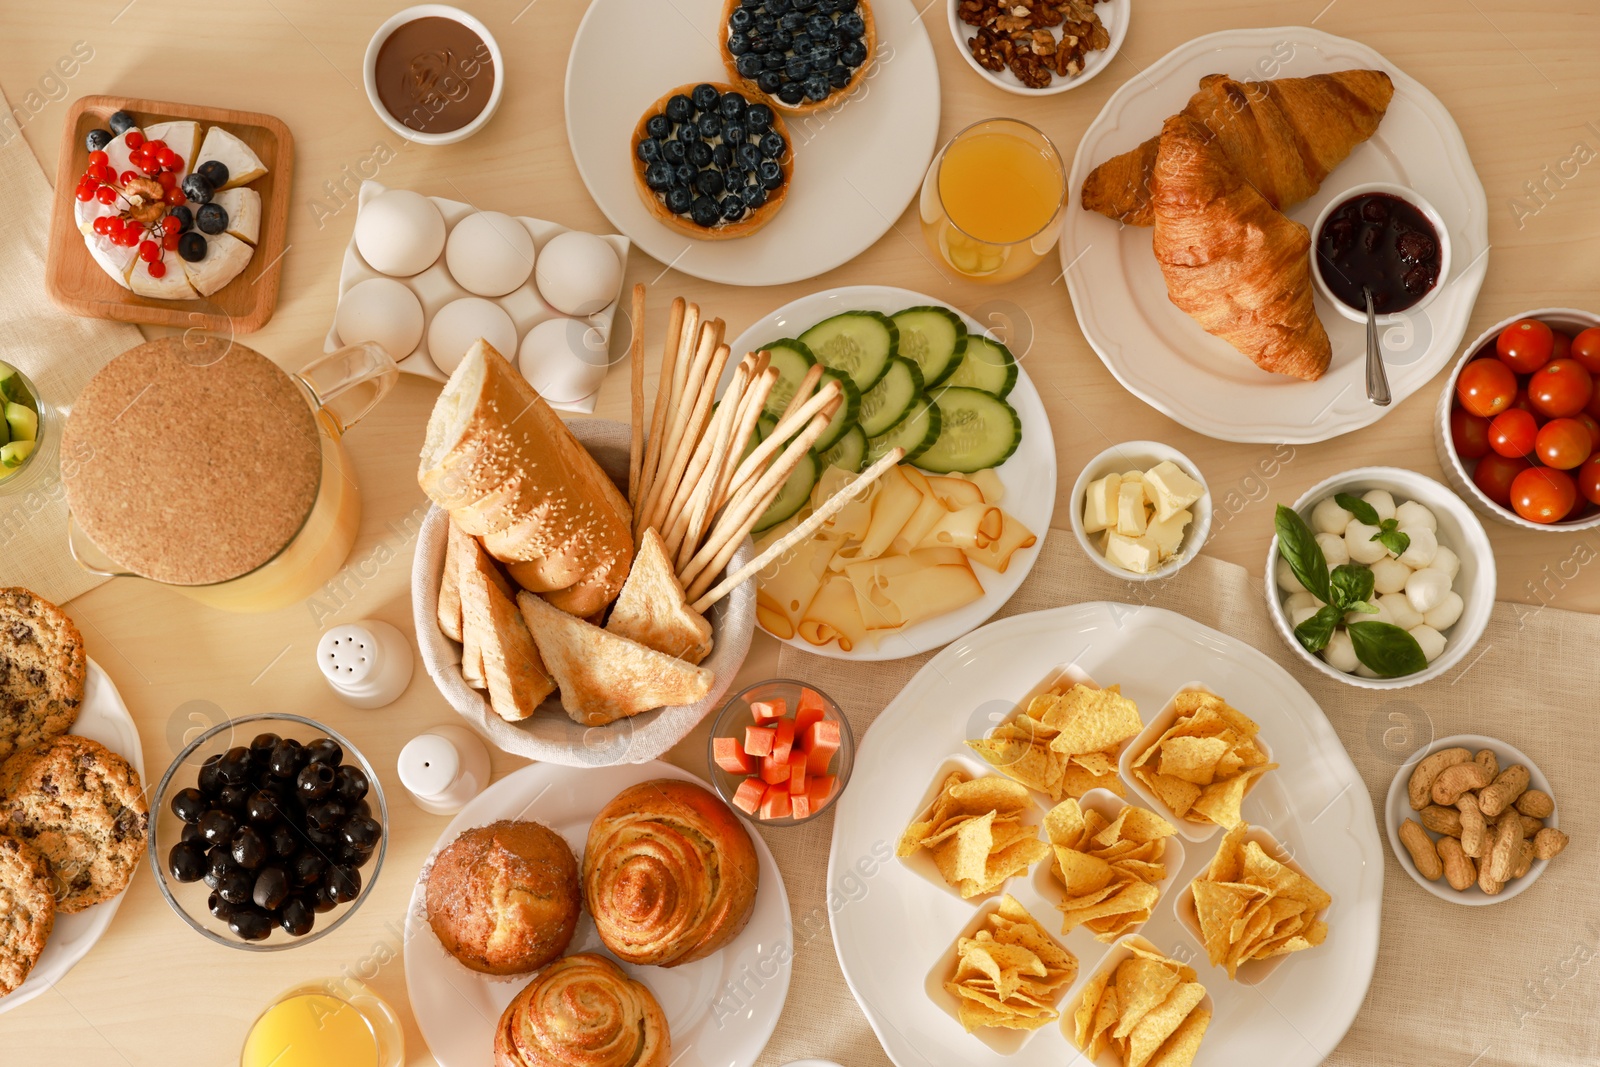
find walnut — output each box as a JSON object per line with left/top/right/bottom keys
{"left": 992, "top": 13, "right": 1031, "bottom": 32}
{"left": 966, "top": 28, "right": 1007, "bottom": 72}
{"left": 120, "top": 176, "right": 168, "bottom": 227}
{"left": 961, "top": 0, "right": 1107, "bottom": 87}
{"left": 1008, "top": 52, "right": 1052, "bottom": 88}
{"left": 1027, "top": 29, "right": 1057, "bottom": 54}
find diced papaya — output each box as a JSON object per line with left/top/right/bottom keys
{"left": 750, "top": 698, "right": 787, "bottom": 722}
{"left": 772, "top": 718, "right": 797, "bottom": 762}
{"left": 803, "top": 720, "right": 841, "bottom": 775}
{"left": 760, "top": 753, "right": 790, "bottom": 785}
{"left": 791, "top": 794, "right": 813, "bottom": 819}
{"left": 794, "top": 705, "right": 826, "bottom": 743}
{"left": 714, "top": 736, "right": 755, "bottom": 775}
{"left": 788, "top": 758, "right": 808, "bottom": 795}
{"left": 797, "top": 687, "right": 827, "bottom": 716}
{"left": 806, "top": 774, "right": 837, "bottom": 808}
{"left": 731, "top": 777, "right": 765, "bottom": 815}
{"left": 759, "top": 783, "right": 792, "bottom": 820}
{"left": 744, "top": 725, "right": 776, "bottom": 758}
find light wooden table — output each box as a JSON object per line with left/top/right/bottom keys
{"left": 3, "top": 1, "right": 1597, "bottom": 1063}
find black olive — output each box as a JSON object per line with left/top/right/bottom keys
{"left": 334, "top": 765, "right": 369, "bottom": 804}
{"left": 167, "top": 841, "right": 208, "bottom": 883}
{"left": 196, "top": 754, "right": 226, "bottom": 796}
{"left": 216, "top": 784, "right": 251, "bottom": 815}
{"left": 231, "top": 826, "right": 267, "bottom": 870}
{"left": 217, "top": 747, "right": 252, "bottom": 784}
{"left": 279, "top": 895, "right": 315, "bottom": 937}
{"left": 340, "top": 816, "right": 382, "bottom": 851}
{"left": 229, "top": 906, "right": 273, "bottom": 941}
{"left": 170, "top": 787, "right": 207, "bottom": 823}
{"left": 268, "top": 738, "right": 305, "bottom": 778}
{"left": 304, "top": 824, "right": 342, "bottom": 849}
{"left": 248, "top": 733, "right": 281, "bottom": 764}
{"left": 292, "top": 852, "right": 327, "bottom": 888}
{"left": 309, "top": 883, "right": 338, "bottom": 913}
{"left": 253, "top": 866, "right": 290, "bottom": 911}
{"left": 218, "top": 868, "right": 254, "bottom": 905}
{"left": 305, "top": 800, "right": 347, "bottom": 833}
{"left": 296, "top": 762, "right": 335, "bottom": 801}
{"left": 304, "top": 738, "right": 344, "bottom": 768}
{"left": 327, "top": 865, "right": 361, "bottom": 904}
{"left": 180, "top": 822, "right": 206, "bottom": 847}
{"left": 205, "top": 845, "right": 234, "bottom": 888}
{"left": 268, "top": 821, "right": 300, "bottom": 859}
{"left": 245, "top": 790, "right": 282, "bottom": 825}
{"left": 198, "top": 809, "right": 237, "bottom": 846}
{"left": 208, "top": 890, "right": 235, "bottom": 921}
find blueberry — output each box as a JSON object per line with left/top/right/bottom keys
{"left": 178, "top": 232, "right": 207, "bottom": 263}
{"left": 746, "top": 32, "right": 769, "bottom": 54}
{"left": 804, "top": 73, "right": 831, "bottom": 100}
{"left": 795, "top": 0, "right": 818, "bottom": 8}
{"left": 721, "top": 196, "right": 747, "bottom": 222}
{"left": 198, "top": 809, "right": 237, "bottom": 845}
{"left": 724, "top": 122, "right": 746, "bottom": 145}
{"left": 807, "top": 13, "right": 833, "bottom": 37}
{"left": 736, "top": 52, "right": 763, "bottom": 78}
{"left": 763, "top": 51, "right": 785, "bottom": 71}
{"left": 771, "top": 30, "right": 792, "bottom": 51}
{"left": 328, "top": 865, "right": 361, "bottom": 904}
{"left": 792, "top": 33, "right": 814, "bottom": 53}
{"left": 757, "top": 71, "right": 783, "bottom": 94}
{"left": 842, "top": 40, "right": 867, "bottom": 67}
{"left": 759, "top": 159, "right": 785, "bottom": 190}
{"left": 180, "top": 172, "right": 214, "bottom": 206}
{"left": 645, "top": 113, "right": 672, "bottom": 140}
{"left": 692, "top": 83, "right": 720, "bottom": 111}
{"left": 780, "top": 10, "right": 806, "bottom": 32}
{"left": 746, "top": 104, "right": 774, "bottom": 133}
{"left": 829, "top": 64, "right": 852, "bottom": 88}
{"left": 730, "top": 7, "right": 753, "bottom": 30}
{"left": 196, "top": 203, "right": 228, "bottom": 235}
{"left": 696, "top": 168, "right": 726, "bottom": 197}
{"left": 665, "top": 94, "right": 693, "bottom": 124}
{"left": 85, "top": 128, "right": 112, "bottom": 153}
{"left": 168, "top": 841, "right": 208, "bottom": 883}
{"left": 728, "top": 32, "right": 751, "bottom": 56}
{"left": 786, "top": 55, "right": 810, "bottom": 79}
{"left": 280, "top": 896, "right": 315, "bottom": 937}
{"left": 334, "top": 765, "right": 369, "bottom": 804}
{"left": 304, "top": 739, "right": 343, "bottom": 768}
{"left": 737, "top": 142, "right": 763, "bottom": 170}
{"left": 676, "top": 122, "right": 701, "bottom": 144}
{"left": 688, "top": 141, "right": 713, "bottom": 168}
{"left": 712, "top": 143, "right": 734, "bottom": 168}
{"left": 637, "top": 137, "right": 661, "bottom": 164}
{"left": 720, "top": 92, "right": 747, "bottom": 119}
{"left": 663, "top": 185, "right": 692, "bottom": 214}
{"left": 644, "top": 161, "right": 673, "bottom": 190}
{"left": 229, "top": 906, "right": 273, "bottom": 942}
{"left": 197, "top": 160, "right": 229, "bottom": 189}
{"left": 760, "top": 131, "right": 787, "bottom": 159}
{"left": 673, "top": 162, "right": 696, "bottom": 188}
{"left": 742, "top": 183, "right": 769, "bottom": 209}
{"left": 267, "top": 738, "right": 304, "bottom": 778}
{"left": 690, "top": 196, "right": 721, "bottom": 228}
{"left": 662, "top": 139, "right": 687, "bottom": 164}
{"left": 697, "top": 112, "right": 722, "bottom": 139}
{"left": 839, "top": 11, "right": 865, "bottom": 36}
{"left": 777, "top": 82, "right": 805, "bottom": 104}
{"left": 292, "top": 852, "right": 327, "bottom": 887}
{"left": 171, "top": 787, "right": 207, "bottom": 823}
{"left": 107, "top": 110, "right": 137, "bottom": 135}
{"left": 755, "top": 14, "right": 777, "bottom": 36}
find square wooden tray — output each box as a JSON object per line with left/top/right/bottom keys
{"left": 45, "top": 95, "right": 293, "bottom": 333}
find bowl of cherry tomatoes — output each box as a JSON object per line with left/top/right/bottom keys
{"left": 1436, "top": 308, "right": 1600, "bottom": 530}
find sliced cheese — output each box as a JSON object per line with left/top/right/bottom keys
{"left": 891, "top": 479, "right": 949, "bottom": 555}
{"left": 143, "top": 120, "right": 200, "bottom": 177}
{"left": 925, "top": 475, "right": 985, "bottom": 510}
{"left": 969, "top": 468, "right": 1005, "bottom": 505}
{"left": 1115, "top": 480, "right": 1148, "bottom": 537}
{"left": 963, "top": 508, "right": 1038, "bottom": 574}
{"left": 916, "top": 504, "right": 1003, "bottom": 553}
{"left": 754, "top": 524, "right": 834, "bottom": 636}
{"left": 210, "top": 187, "right": 262, "bottom": 245}
{"left": 128, "top": 249, "right": 200, "bottom": 300}
{"left": 868, "top": 562, "right": 984, "bottom": 632}
{"left": 1145, "top": 460, "right": 1204, "bottom": 522}
{"left": 856, "top": 464, "right": 921, "bottom": 563}
{"left": 197, "top": 125, "right": 266, "bottom": 188}
{"left": 798, "top": 573, "right": 870, "bottom": 652}
{"left": 181, "top": 231, "right": 254, "bottom": 296}
{"left": 1083, "top": 472, "right": 1120, "bottom": 534}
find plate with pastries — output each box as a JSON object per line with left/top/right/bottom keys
{"left": 403, "top": 760, "right": 790, "bottom": 1067}
{"left": 0, "top": 589, "right": 149, "bottom": 1015}
{"left": 1060, "top": 26, "right": 1489, "bottom": 444}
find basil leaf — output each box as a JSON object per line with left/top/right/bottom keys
{"left": 1348, "top": 621, "right": 1429, "bottom": 677}
{"left": 1375, "top": 519, "right": 1411, "bottom": 557}
{"left": 1335, "top": 492, "right": 1380, "bottom": 526}
{"left": 1293, "top": 605, "right": 1343, "bottom": 654}
{"left": 1346, "top": 600, "right": 1380, "bottom": 615}
{"left": 1273, "top": 505, "right": 1331, "bottom": 604}
{"left": 1329, "top": 563, "right": 1375, "bottom": 610}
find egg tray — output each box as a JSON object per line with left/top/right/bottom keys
{"left": 322, "top": 180, "right": 631, "bottom": 414}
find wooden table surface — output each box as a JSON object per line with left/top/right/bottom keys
{"left": 3, "top": 0, "right": 1597, "bottom": 1063}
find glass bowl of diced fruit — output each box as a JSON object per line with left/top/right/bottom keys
{"left": 706, "top": 678, "right": 853, "bottom": 827}
{"left": 0, "top": 362, "right": 47, "bottom": 494}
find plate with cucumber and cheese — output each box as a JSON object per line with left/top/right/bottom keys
{"left": 723, "top": 286, "right": 1055, "bottom": 661}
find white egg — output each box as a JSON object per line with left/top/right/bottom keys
{"left": 446, "top": 211, "right": 535, "bottom": 297}
{"left": 1347, "top": 599, "right": 1393, "bottom": 626}
{"left": 1312, "top": 496, "right": 1353, "bottom": 535}
{"left": 1284, "top": 591, "right": 1323, "bottom": 615}
{"left": 1423, "top": 591, "right": 1465, "bottom": 631}
{"left": 1396, "top": 526, "right": 1438, "bottom": 569}
{"left": 1275, "top": 557, "right": 1307, "bottom": 594}
{"left": 1378, "top": 591, "right": 1424, "bottom": 631}
{"left": 1430, "top": 545, "right": 1460, "bottom": 581}
{"left": 519, "top": 317, "right": 610, "bottom": 403}
{"left": 355, "top": 188, "right": 446, "bottom": 277}
{"left": 535, "top": 231, "right": 622, "bottom": 316}
{"left": 1405, "top": 567, "right": 1453, "bottom": 615}
{"left": 1362, "top": 489, "right": 1396, "bottom": 521}
{"left": 1290, "top": 604, "right": 1321, "bottom": 629}
{"left": 1316, "top": 532, "right": 1349, "bottom": 567}
{"left": 1395, "top": 500, "right": 1436, "bottom": 532}
{"left": 334, "top": 277, "right": 424, "bottom": 359}
{"left": 1345, "top": 520, "right": 1387, "bottom": 563}
{"left": 1322, "top": 629, "right": 1359, "bottom": 672}
{"left": 427, "top": 297, "right": 518, "bottom": 375}
{"left": 1370, "top": 557, "right": 1412, "bottom": 595}
{"left": 1409, "top": 624, "right": 1448, "bottom": 663}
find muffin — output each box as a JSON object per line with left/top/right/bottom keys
{"left": 426, "top": 819, "right": 581, "bottom": 975}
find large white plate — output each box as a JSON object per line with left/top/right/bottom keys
{"left": 403, "top": 761, "right": 792, "bottom": 1067}
{"left": 1, "top": 660, "right": 144, "bottom": 1016}
{"left": 1060, "top": 27, "right": 1489, "bottom": 443}
{"left": 565, "top": 0, "right": 941, "bottom": 286}
{"left": 725, "top": 285, "right": 1056, "bottom": 661}
{"left": 828, "top": 603, "right": 1382, "bottom": 1067}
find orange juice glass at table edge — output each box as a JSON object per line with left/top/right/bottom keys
{"left": 240, "top": 979, "right": 404, "bottom": 1067}
{"left": 919, "top": 118, "right": 1066, "bottom": 284}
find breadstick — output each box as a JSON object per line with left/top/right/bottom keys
{"left": 636, "top": 297, "right": 684, "bottom": 536}
{"left": 676, "top": 364, "right": 749, "bottom": 568}
{"left": 714, "top": 365, "right": 777, "bottom": 512}
{"left": 661, "top": 354, "right": 750, "bottom": 552}
{"left": 690, "top": 447, "right": 906, "bottom": 612}
{"left": 776, "top": 363, "right": 825, "bottom": 430}
{"left": 646, "top": 326, "right": 727, "bottom": 533}
{"left": 640, "top": 316, "right": 716, "bottom": 533}
{"left": 627, "top": 283, "right": 646, "bottom": 510}
{"left": 723, "top": 379, "right": 841, "bottom": 505}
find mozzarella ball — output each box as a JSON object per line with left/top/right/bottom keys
{"left": 1406, "top": 568, "right": 1453, "bottom": 614}
{"left": 1347, "top": 599, "right": 1393, "bottom": 627}
{"left": 1315, "top": 532, "right": 1349, "bottom": 567}
{"left": 1284, "top": 591, "right": 1322, "bottom": 614}
{"left": 1362, "top": 490, "right": 1397, "bottom": 521}
{"left": 1379, "top": 591, "right": 1424, "bottom": 631}
{"left": 1291, "top": 604, "right": 1321, "bottom": 629}
{"left": 1312, "top": 497, "right": 1353, "bottom": 535}
{"left": 1396, "top": 526, "right": 1438, "bottom": 569}
{"left": 1395, "top": 500, "right": 1436, "bottom": 532}
{"left": 1430, "top": 545, "right": 1460, "bottom": 582}
{"left": 1346, "top": 521, "right": 1388, "bottom": 563}
{"left": 1275, "top": 557, "right": 1307, "bottom": 594}
{"left": 1370, "top": 556, "right": 1411, "bottom": 595}
{"left": 1409, "top": 624, "right": 1448, "bottom": 663}
{"left": 1423, "top": 591, "right": 1465, "bottom": 632}
{"left": 1354, "top": 662, "right": 1382, "bottom": 678}
{"left": 1322, "top": 629, "right": 1359, "bottom": 672}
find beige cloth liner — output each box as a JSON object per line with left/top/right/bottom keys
{"left": 763, "top": 529, "right": 1600, "bottom": 1067}
{"left": 0, "top": 84, "right": 143, "bottom": 603}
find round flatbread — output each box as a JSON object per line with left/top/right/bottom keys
{"left": 0, "top": 588, "right": 87, "bottom": 764}
{"left": 0, "top": 832, "right": 55, "bottom": 996}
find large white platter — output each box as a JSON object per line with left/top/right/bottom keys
{"left": 565, "top": 0, "right": 941, "bottom": 286}
{"left": 0, "top": 660, "right": 144, "bottom": 1017}
{"left": 829, "top": 603, "right": 1382, "bottom": 1066}
{"left": 403, "top": 760, "right": 792, "bottom": 1067}
{"left": 1060, "top": 27, "right": 1489, "bottom": 443}
{"left": 725, "top": 285, "right": 1056, "bottom": 661}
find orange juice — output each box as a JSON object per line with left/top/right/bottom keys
{"left": 241, "top": 993, "right": 379, "bottom": 1067}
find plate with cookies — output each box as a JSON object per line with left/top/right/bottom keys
{"left": 403, "top": 760, "right": 791, "bottom": 1067}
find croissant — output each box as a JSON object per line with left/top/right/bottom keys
{"left": 494, "top": 954, "right": 670, "bottom": 1067}
{"left": 1082, "top": 70, "right": 1395, "bottom": 227}
{"left": 1151, "top": 114, "right": 1331, "bottom": 381}
{"left": 583, "top": 779, "right": 759, "bottom": 967}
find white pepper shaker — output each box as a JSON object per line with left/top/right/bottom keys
{"left": 397, "top": 724, "right": 491, "bottom": 815}
{"left": 317, "top": 620, "right": 414, "bottom": 708}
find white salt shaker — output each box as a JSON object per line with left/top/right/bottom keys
{"left": 398, "top": 725, "right": 491, "bottom": 815}
{"left": 317, "top": 620, "right": 415, "bottom": 709}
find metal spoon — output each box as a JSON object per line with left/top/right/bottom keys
{"left": 1364, "top": 287, "right": 1391, "bottom": 407}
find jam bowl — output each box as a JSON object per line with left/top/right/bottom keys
{"left": 1310, "top": 181, "right": 1452, "bottom": 326}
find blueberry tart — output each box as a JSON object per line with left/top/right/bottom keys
{"left": 632, "top": 82, "right": 793, "bottom": 240}
{"left": 720, "top": 0, "right": 876, "bottom": 114}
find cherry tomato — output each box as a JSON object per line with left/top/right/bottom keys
{"left": 1577, "top": 454, "right": 1600, "bottom": 507}
{"left": 1456, "top": 359, "right": 1519, "bottom": 418}
{"left": 1488, "top": 409, "right": 1539, "bottom": 458}
{"left": 1449, "top": 406, "right": 1492, "bottom": 460}
{"left": 1535, "top": 417, "right": 1594, "bottom": 469}
{"left": 1496, "top": 318, "right": 1554, "bottom": 374}
{"left": 1588, "top": 383, "right": 1600, "bottom": 422}
{"left": 1511, "top": 466, "right": 1577, "bottom": 524}
{"left": 1508, "top": 388, "right": 1540, "bottom": 417}
{"left": 1552, "top": 331, "right": 1573, "bottom": 361}
{"left": 1473, "top": 452, "right": 1531, "bottom": 508}
{"left": 1528, "top": 359, "right": 1595, "bottom": 418}
{"left": 1577, "top": 413, "right": 1600, "bottom": 451}
{"left": 1571, "top": 327, "right": 1600, "bottom": 375}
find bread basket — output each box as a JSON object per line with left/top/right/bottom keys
{"left": 412, "top": 418, "right": 754, "bottom": 766}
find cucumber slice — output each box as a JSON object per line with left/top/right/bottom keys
{"left": 798, "top": 310, "right": 897, "bottom": 393}
{"left": 818, "top": 424, "right": 867, "bottom": 474}
{"left": 891, "top": 306, "right": 967, "bottom": 388}
{"left": 757, "top": 339, "right": 817, "bottom": 418}
{"left": 856, "top": 355, "right": 923, "bottom": 438}
{"left": 4, "top": 403, "right": 38, "bottom": 443}
{"left": 916, "top": 387, "right": 1022, "bottom": 474}
{"left": 944, "top": 334, "right": 1018, "bottom": 398}
{"left": 0, "top": 440, "right": 34, "bottom": 469}
{"left": 754, "top": 450, "right": 820, "bottom": 533}
{"left": 813, "top": 368, "right": 860, "bottom": 453}
{"left": 866, "top": 396, "right": 942, "bottom": 466}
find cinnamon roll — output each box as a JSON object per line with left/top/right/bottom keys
{"left": 494, "top": 953, "right": 670, "bottom": 1067}
{"left": 583, "top": 778, "right": 759, "bottom": 967}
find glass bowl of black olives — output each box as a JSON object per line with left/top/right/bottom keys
{"left": 147, "top": 713, "right": 387, "bottom": 950}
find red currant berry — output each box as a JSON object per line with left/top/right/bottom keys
{"left": 96, "top": 186, "right": 118, "bottom": 205}
{"left": 124, "top": 130, "right": 144, "bottom": 150}
{"left": 166, "top": 188, "right": 187, "bottom": 206}
{"left": 146, "top": 260, "right": 166, "bottom": 279}
{"left": 155, "top": 147, "right": 178, "bottom": 170}
{"left": 156, "top": 171, "right": 178, "bottom": 190}
{"left": 119, "top": 169, "right": 137, "bottom": 184}
{"left": 161, "top": 215, "right": 180, "bottom": 235}
{"left": 145, "top": 138, "right": 165, "bottom": 152}
{"left": 139, "top": 240, "right": 160, "bottom": 263}
{"left": 168, "top": 154, "right": 184, "bottom": 173}
{"left": 162, "top": 230, "right": 180, "bottom": 251}
{"left": 88, "top": 149, "right": 109, "bottom": 166}
{"left": 93, "top": 216, "right": 113, "bottom": 235}
{"left": 75, "top": 183, "right": 95, "bottom": 202}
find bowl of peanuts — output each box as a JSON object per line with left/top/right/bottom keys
{"left": 1385, "top": 735, "right": 1568, "bottom": 906}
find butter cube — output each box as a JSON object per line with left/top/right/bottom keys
{"left": 1116, "top": 480, "right": 1148, "bottom": 537}
{"left": 1147, "top": 508, "right": 1193, "bottom": 560}
{"left": 1082, "top": 473, "right": 1121, "bottom": 534}
{"left": 1105, "top": 532, "right": 1158, "bottom": 574}
{"left": 1145, "top": 461, "right": 1204, "bottom": 522}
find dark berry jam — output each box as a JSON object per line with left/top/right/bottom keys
{"left": 1316, "top": 192, "right": 1442, "bottom": 315}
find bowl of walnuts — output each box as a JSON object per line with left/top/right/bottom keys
{"left": 948, "top": 0, "right": 1129, "bottom": 95}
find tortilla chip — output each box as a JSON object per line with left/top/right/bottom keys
{"left": 903, "top": 771, "right": 1047, "bottom": 897}
{"left": 1111, "top": 958, "right": 1180, "bottom": 1039}
{"left": 1158, "top": 735, "right": 1230, "bottom": 785}
{"left": 1131, "top": 690, "right": 1275, "bottom": 827}
{"left": 1074, "top": 970, "right": 1113, "bottom": 1051}
{"left": 943, "top": 895, "right": 1078, "bottom": 1032}
{"left": 1189, "top": 826, "right": 1332, "bottom": 978}
{"left": 1128, "top": 982, "right": 1207, "bottom": 1067}
{"left": 1146, "top": 1005, "right": 1211, "bottom": 1067}
{"left": 971, "top": 679, "right": 1144, "bottom": 801}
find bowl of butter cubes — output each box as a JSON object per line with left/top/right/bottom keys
{"left": 1071, "top": 441, "right": 1211, "bottom": 581}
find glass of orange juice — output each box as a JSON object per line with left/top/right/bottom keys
{"left": 919, "top": 118, "right": 1066, "bottom": 284}
{"left": 241, "top": 979, "right": 404, "bottom": 1067}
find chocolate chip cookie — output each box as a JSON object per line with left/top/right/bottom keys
{"left": 0, "top": 735, "right": 147, "bottom": 913}
{"left": 0, "top": 833, "right": 54, "bottom": 996}
{"left": 0, "top": 588, "right": 87, "bottom": 764}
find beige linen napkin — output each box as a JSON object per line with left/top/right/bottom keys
{"left": 0, "top": 86, "right": 142, "bottom": 603}
{"left": 762, "top": 530, "right": 1600, "bottom": 1067}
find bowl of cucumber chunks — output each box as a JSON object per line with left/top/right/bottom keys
{"left": 0, "top": 362, "right": 44, "bottom": 488}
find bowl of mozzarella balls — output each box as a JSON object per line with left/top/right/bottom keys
{"left": 1265, "top": 468, "right": 1495, "bottom": 689}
